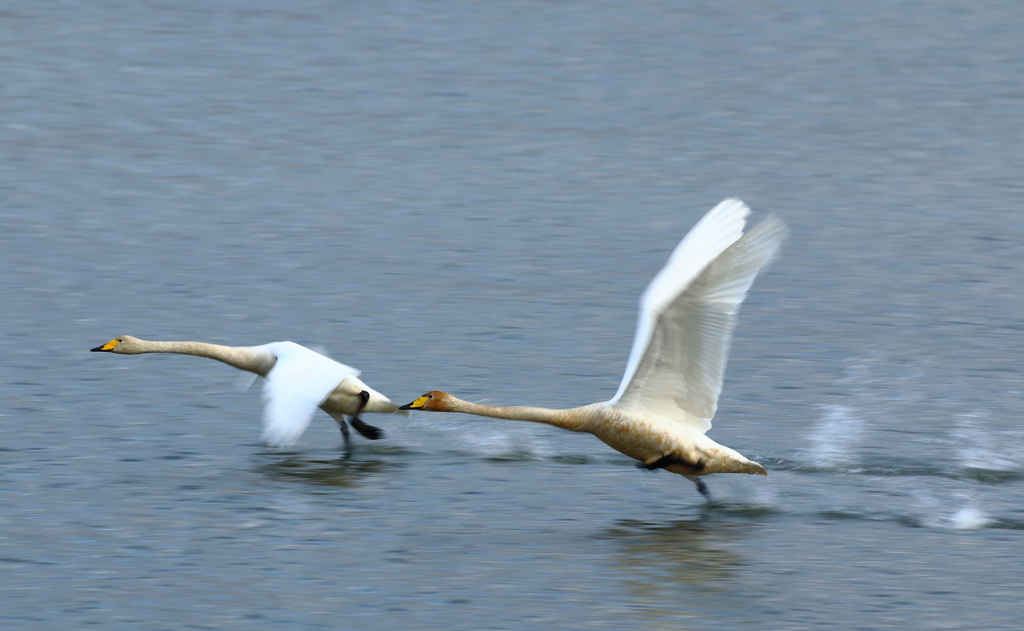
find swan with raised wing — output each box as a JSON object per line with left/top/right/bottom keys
{"left": 402, "top": 199, "right": 785, "bottom": 497}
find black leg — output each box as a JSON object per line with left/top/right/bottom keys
{"left": 348, "top": 390, "right": 384, "bottom": 440}
{"left": 636, "top": 453, "right": 705, "bottom": 472}
{"left": 694, "top": 478, "right": 711, "bottom": 500}
{"left": 338, "top": 415, "right": 351, "bottom": 449}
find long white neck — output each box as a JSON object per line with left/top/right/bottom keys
{"left": 127, "top": 340, "right": 275, "bottom": 376}
{"left": 442, "top": 395, "right": 594, "bottom": 433}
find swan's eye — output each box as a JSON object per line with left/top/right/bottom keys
{"left": 427, "top": 394, "right": 433, "bottom": 399}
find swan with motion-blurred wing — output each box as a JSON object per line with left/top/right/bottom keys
{"left": 92, "top": 336, "right": 403, "bottom": 447}
{"left": 402, "top": 199, "right": 786, "bottom": 497}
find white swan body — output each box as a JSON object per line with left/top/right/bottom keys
{"left": 403, "top": 199, "right": 786, "bottom": 489}
{"left": 91, "top": 336, "right": 402, "bottom": 446}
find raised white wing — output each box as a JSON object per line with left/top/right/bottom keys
{"left": 610, "top": 200, "right": 786, "bottom": 433}
{"left": 258, "top": 341, "right": 359, "bottom": 446}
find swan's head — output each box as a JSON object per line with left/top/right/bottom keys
{"left": 399, "top": 391, "right": 455, "bottom": 412}
{"left": 90, "top": 335, "right": 144, "bottom": 354}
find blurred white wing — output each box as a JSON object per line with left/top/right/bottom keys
{"left": 258, "top": 342, "right": 358, "bottom": 446}
{"left": 610, "top": 200, "right": 786, "bottom": 433}
{"left": 612, "top": 199, "right": 750, "bottom": 406}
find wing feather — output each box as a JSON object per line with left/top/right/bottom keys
{"left": 610, "top": 203, "right": 786, "bottom": 433}
{"left": 613, "top": 199, "right": 750, "bottom": 405}
{"left": 259, "top": 342, "right": 357, "bottom": 446}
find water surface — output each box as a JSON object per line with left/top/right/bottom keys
{"left": 2, "top": 1, "right": 1023, "bottom": 628}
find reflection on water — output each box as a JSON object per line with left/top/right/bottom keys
{"left": 257, "top": 453, "right": 398, "bottom": 488}
{"left": 593, "top": 516, "right": 762, "bottom": 627}
{"left": 599, "top": 517, "right": 752, "bottom": 586}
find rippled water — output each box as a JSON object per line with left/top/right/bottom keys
{"left": 3, "top": 1, "right": 1023, "bottom": 628}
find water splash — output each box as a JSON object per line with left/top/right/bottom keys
{"left": 954, "top": 413, "right": 1024, "bottom": 474}
{"left": 808, "top": 404, "right": 865, "bottom": 470}
{"left": 949, "top": 506, "right": 991, "bottom": 530}
{"left": 905, "top": 488, "right": 993, "bottom": 530}
{"left": 413, "top": 413, "right": 557, "bottom": 461}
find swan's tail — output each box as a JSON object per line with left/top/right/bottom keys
{"left": 700, "top": 439, "right": 769, "bottom": 476}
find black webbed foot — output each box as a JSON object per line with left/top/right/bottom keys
{"left": 694, "top": 478, "right": 711, "bottom": 499}
{"left": 349, "top": 417, "right": 384, "bottom": 440}
{"left": 347, "top": 390, "right": 384, "bottom": 440}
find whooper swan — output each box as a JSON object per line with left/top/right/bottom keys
{"left": 402, "top": 199, "right": 786, "bottom": 497}
{"left": 91, "top": 336, "right": 404, "bottom": 447}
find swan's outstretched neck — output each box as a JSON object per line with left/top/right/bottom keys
{"left": 95, "top": 337, "right": 275, "bottom": 376}
{"left": 150, "top": 341, "right": 274, "bottom": 376}
{"left": 402, "top": 392, "right": 592, "bottom": 432}
{"left": 455, "top": 400, "right": 587, "bottom": 431}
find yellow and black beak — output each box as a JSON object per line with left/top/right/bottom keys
{"left": 399, "top": 395, "right": 429, "bottom": 411}
{"left": 91, "top": 339, "right": 119, "bottom": 352}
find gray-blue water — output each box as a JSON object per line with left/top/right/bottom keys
{"left": 3, "top": 1, "right": 1023, "bottom": 628}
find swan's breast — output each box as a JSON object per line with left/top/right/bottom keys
{"left": 588, "top": 405, "right": 691, "bottom": 463}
